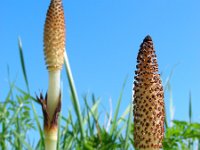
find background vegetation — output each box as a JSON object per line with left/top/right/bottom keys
{"left": 0, "top": 41, "right": 200, "bottom": 150}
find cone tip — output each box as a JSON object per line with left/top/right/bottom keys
{"left": 143, "top": 35, "right": 152, "bottom": 42}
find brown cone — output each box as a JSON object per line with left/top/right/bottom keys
{"left": 133, "top": 35, "right": 165, "bottom": 149}
{"left": 44, "top": 0, "right": 65, "bottom": 71}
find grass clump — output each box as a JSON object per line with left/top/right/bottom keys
{"left": 1, "top": 35, "right": 200, "bottom": 150}
{"left": 0, "top": 38, "right": 199, "bottom": 150}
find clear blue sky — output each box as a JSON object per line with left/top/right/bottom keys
{"left": 1, "top": 0, "right": 200, "bottom": 127}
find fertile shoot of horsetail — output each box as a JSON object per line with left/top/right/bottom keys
{"left": 36, "top": 0, "right": 65, "bottom": 150}
{"left": 133, "top": 35, "right": 165, "bottom": 150}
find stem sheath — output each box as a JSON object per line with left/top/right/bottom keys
{"left": 44, "top": 128, "right": 58, "bottom": 150}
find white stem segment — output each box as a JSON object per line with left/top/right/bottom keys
{"left": 47, "top": 70, "right": 61, "bottom": 121}
{"left": 140, "top": 149, "right": 159, "bottom": 150}
{"left": 44, "top": 129, "right": 57, "bottom": 150}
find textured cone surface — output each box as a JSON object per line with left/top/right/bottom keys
{"left": 44, "top": 0, "right": 65, "bottom": 71}
{"left": 133, "top": 35, "right": 165, "bottom": 149}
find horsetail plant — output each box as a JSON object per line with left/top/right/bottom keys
{"left": 133, "top": 35, "right": 165, "bottom": 150}
{"left": 37, "top": 0, "right": 65, "bottom": 150}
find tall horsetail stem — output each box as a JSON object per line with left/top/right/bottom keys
{"left": 133, "top": 35, "right": 165, "bottom": 150}
{"left": 37, "top": 0, "right": 65, "bottom": 150}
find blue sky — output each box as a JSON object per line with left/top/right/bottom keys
{"left": 1, "top": 0, "right": 200, "bottom": 129}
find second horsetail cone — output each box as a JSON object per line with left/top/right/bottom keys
{"left": 44, "top": 0, "right": 65, "bottom": 71}
{"left": 133, "top": 35, "right": 165, "bottom": 150}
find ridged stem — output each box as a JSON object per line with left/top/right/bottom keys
{"left": 44, "top": 128, "right": 58, "bottom": 150}
{"left": 47, "top": 71, "right": 61, "bottom": 121}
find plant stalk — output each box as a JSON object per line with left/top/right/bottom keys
{"left": 47, "top": 71, "right": 61, "bottom": 121}
{"left": 39, "top": 0, "right": 65, "bottom": 149}
{"left": 44, "top": 128, "right": 58, "bottom": 150}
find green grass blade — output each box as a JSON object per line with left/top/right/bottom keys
{"left": 83, "top": 95, "right": 93, "bottom": 136}
{"left": 163, "top": 64, "right": 178, "bottom": 93}
{"left": 16, "top": 117, "right": 22, "bottom": 150}
{"left": 114, "top": 105, "right": 131, "bottom": 140}
{"left": 110, "top": 77, "right": 127, "bottom": 135}
{"left": 117, "top": 105, "right": 130, "bottom": 125}
{"left": 62, "top": 110, "right": 75, "bottom": 149}
{"left": 13, "top": 131, "right": 33, "bottom": 150}
{"left": 64, "top": 51, "right": 85, "bottom": 140}
{"left": 92, "top": 94, "right": 99, "bottom": 121}
{"left": 83, "top": 99, "right": 100, "bottom": 126}
{"left": 1, "top": 105, "right": 7, "bottom": 150}
{"left": 188, "top": 91, "right": 193, "bottom": 150}
{"left": 83, "top": 96, "right": 101, "bottom": 137}
{"left": 18, "top": 37, "right": 44, "bottom": 149}
{"left": 189, "top": 91, "right": 192, "bottom": 124}
{"left": 62, "top": 115, "right": 70, "bottom": 149}
{"left": 5, "top": 76, "right": 17, "bottom": 105}
{"left": 31, "top": 101, "right": 45, "bottom": 148}
{"left": 124, "top": 103, "right": 132, "bottom": 150}
{"left": 7, "top": 65, "right": 15, "bottom": 100}
{"left": 18, "top": 37, "right": 29, "bottom": 92}
{"left": 163, "top": 65, "right": 177, "bottom": 129}
{"left": 4, "top": 103, "right": 22, "bottom": 131}
{"left": 168, "top": 83, "right": 175, "bottom": 128}
{"left": 15, "top": 86, "right": 39, "bottom": 103}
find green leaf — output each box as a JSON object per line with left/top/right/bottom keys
{"left": 83, "top": 99, "right": 100, "bottom": 126}
{"left": 13, "top": 131, "right": 33, "bottom": 150}
{"left": 124, "top": 103, "right": 132, "bottom": 150}
{"left": 18, "top": 37, "right": 29, "bottom": 92}
{"left": 110, "top": 76, "right": 127, "bottom": 135}
{"left": 64, "top": 51, "right": 85, "bottom": 140}
{"left": 189, "top": 91, "right": 192, "bottom": 124}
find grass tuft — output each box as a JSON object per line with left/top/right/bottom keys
{"left": 0, "top": 40, "right": 199, "bottom": 150}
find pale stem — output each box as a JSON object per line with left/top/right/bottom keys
{"left": 44, "top": 129, "right": 57, "bottom": 150}
{"left": 47, "top": 70, "right": 61, "bottom": 121}
{"left": 140, "top": 149, "right": 160, "bottom": 150}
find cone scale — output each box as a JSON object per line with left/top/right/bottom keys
{"left": 133, "top": 35, "right": 165, "bottom": 150}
